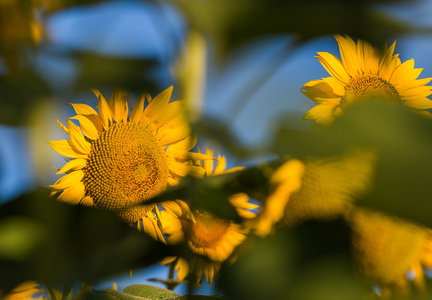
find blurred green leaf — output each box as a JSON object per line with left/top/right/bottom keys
{"left": 172, "top": 0, "right": 417, "bottom": 57}
{"left": 273, "top": 103, "right": 432, "bottom": 227}
{"left": 0, "top": 217, "right": 45, "bottom": 261}
{"left": 0, "top": 191, "right": 179, "bottom": 290}
{"left": 75, "top": 53, "right": 161, "bottom": 93}
{"left": 0, "top": 71, "right": 50, "bottom": 125}
{"left": 219, "top": 219, "right": 365, "bottom": 300}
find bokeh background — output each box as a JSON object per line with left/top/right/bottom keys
{"left": 2, "top": 0, "right": 432, "bottom": 296}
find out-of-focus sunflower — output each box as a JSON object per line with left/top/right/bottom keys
{"left": 348, "top": 208, "right": 432, "bottom": 296}
{"left": 301, "top": 35, "right": 432, "bottom": 125}
{"left": 160, "top": 150, "right": 258, "bottom": 285}
{"left": 249, "top": 149, "right": 376, "bottom": 237}
{"left": 0, "top": 281, "right": 44, "bottom": 300}
{"left": 48, "top": 87, "right": 208, "bottom": 241}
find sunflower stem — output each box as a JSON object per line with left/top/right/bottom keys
{"left": 166, "top": 263, "right": 177, "bottom": 291}
{"left": 45, "top": 282, "right": 57, "bottom": 300}
{"left": 61, "top": 280, "right": 74, "bottom": 300}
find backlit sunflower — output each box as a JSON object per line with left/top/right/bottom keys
{"left": 160, "top": 150, "right": 258, "bottom": 285}
{"left": 48, "top": 86, "right": 208, "bottom": 241}
{"left": 301, "top": 35, "right": 432, "bottom": 125}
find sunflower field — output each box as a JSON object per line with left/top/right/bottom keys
{"left": 1, "top": 0, "right": 432, "bottom": 299}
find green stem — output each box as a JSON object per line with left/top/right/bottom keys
{"left": 45, "top": 282, "right": 57, "bottom": 300}
{"left": 61, "top": 280, "right": 74, "bottom": 300}
{"left": 166, "top": 263, "right": 177, "bottom": 291}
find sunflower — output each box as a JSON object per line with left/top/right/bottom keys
{"left": 160, "top": 150, "right": 258, "bottom": 285}
{"left": 48, "top": 86, "right": 208, "bottom": 241}
{"left": 249, "top": 149, "right": 376, "bottom": 237}
{"left": 301, "top": 35, "right": 432, "bottom": 125}
{"left": 348, "top": 208, "right": 432, "bottom": 296}
{"left": 0, "top": 281, "right": 44, "bottom": 300}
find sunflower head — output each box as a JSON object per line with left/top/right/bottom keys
{"left": 48, "top": 86, "right": 206, "bottom": 240}
{"left": 161, "top": 150, "right": 256, "bottom": 285}
{"left": 348, "top": 208, "right": 430, "bottom": 295}
{"left": 301, "top": 35, "right": 432, "bottom": 125}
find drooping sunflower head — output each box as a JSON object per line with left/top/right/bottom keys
{"left": 348, "top": 208, "right": 432, "bottom": 296}
{"left": 160, "top": 150, "right": 257, "bottom": 285}
{"left": 301, "top": 35, "right": 432, "bottom": 125}
{"left": 48, "top": 86, "right": 206, "bottom": 240}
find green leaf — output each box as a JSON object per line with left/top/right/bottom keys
{"left": 105, "top": 289, "right": 150, "bottom": 300}
{"left": 123, "top": 284, "right": 179, "bottom": 300}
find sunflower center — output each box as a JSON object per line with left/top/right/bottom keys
{"left": 83, "top": 122, "right": 169, "bottom": 210}
{"left": 343, "top": 75, "right": 400, "bottom": 104}
{"left": 182, "top": 211, "right": 231, "bottom": 249}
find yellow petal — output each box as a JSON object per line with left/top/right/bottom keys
{"left": 170, "top": 163, "right": 205, "bottom": 178}
{"left": 390, "top": 59, "right": 419, "bottom": 85}
{"left": 213, "top": 155, "right": 227, "bottom": 175}
{"left": 150, "top": 101, "right": 183, "bottom": 129}
{"left": 48, "top": 140, "right": 88, "bottom": 159}
{"left": 316, "top": 52, "right": 350, "bottom": 84}
{"left": 203, "top": 148, "right": 215, "bottom": 175}
{"left": 49, "top": 170, "right": 84, "bottom": 190}
{"left": 323, "top": 77, "right": 346, "bottom": 96}
{"left": 56, "top": 158, "right": 86, "bottom": 174}
{"left": 162, "top": 200, "right": 195, "bottom": 223}
{"left": 67, "top": 119, "right": 91, "bottom": 154}
{"left": 301, "top": 79, "right": 340, "bottom": 101}
{"left": 166, "top": 136, "right": 197, "bottom": 157}
{"left": 97, "top": 94, "right": 112, "bottom": 129}
{"left": 175, "top": 151, "right": 215, "bottom": 163}
{"left": 204, "top": 262, "right": 215, "bottom": 286}
{"left": 81, "top": 196, "right": 94, "bottom": 207}
{"left": 158, "top": 125, "right": 190, "bottom": 146}
{"left": 403, "top": 98, "right": 432, "bottom": 110}
{"left": 159, "top": 256, "right": 177, "bottom": 265}
{"left": 396, "top": 77, "right": 431, "bottom": 94}
{"left": 109, "top": 87, "right": 128, "bottom": 122}
{"left": 67, "top": 103, "right": 98, "bottom": 115}
{"left": 70, "top": 115, "right": 100, "bottom": 140}
{"left": 303, "top": 103, "right": 340, "bottom": 125}
{"left": 57, "top": 119, "right": 69, "bottom": 134}
{"left": 176, "top": 258, "right": 190, "bottom": 282}
{"left": 335, "top": 35, "right": 361, "bottom": 77}
{"left": 129, "top": 93, "right": 145, "bottom": 124}
{"left": 57, "top": 182, "right": 85, "bottom": 204}
{"left": 143, "top": 86, "right": 173, "bottom": 120}
{"left": 356, "top": 38, "right": 380, "bottom": 74}
{"left": 91, "top": 89, "right": 109, "bottom": 104}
